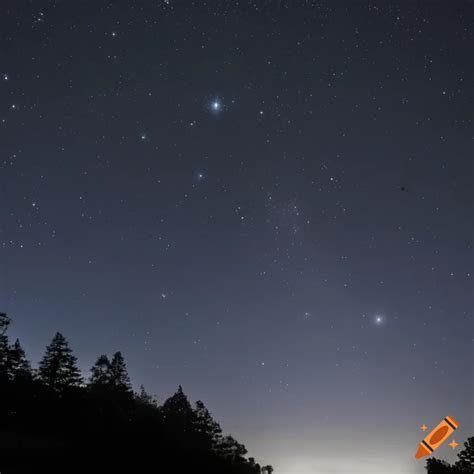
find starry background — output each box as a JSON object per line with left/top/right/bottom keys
{"left": 0, "top": 1, "right": 472, "bottom": 473}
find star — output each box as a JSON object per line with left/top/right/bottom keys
{"left": 140, "top": 133, "right": 147, "bottom": 141}
{"left": 420, "top": 424, "right": 428, "bottom": 432}
{"left": 448, "top": 440, "right": 459, "bottom": 450}
{"left": 209, "top": 99, "right": 223, "bottom": 114}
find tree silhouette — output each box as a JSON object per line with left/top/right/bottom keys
{"left": 0, "top": 313, "right": 10, "bottom": 381}
{"left": 161, "top": 385, "right": 199, "bottom": 445}
{"left": 162, "top": 385, "right": 195, "bottom": 420}
{"left": 426, "top": 458, "right": 458, "bottom": 473}
{"left": 135, "top": 384, "right": 157, "bottom": 407}
{"left": 193, "top": 399, "right": 223, "bottom": 452}
{"left": 38, "top": 332, "right": 82, "bottom": 390}
{"left": 110, "top": 351, "right": 132, "bottom": 392}
{"left": 248, "top": 457, "right": 261, "bottom": 473}
{"left": 455, "top": 437, "right": 474, "bottom": 472}
{"left": 7, "top": 339, "right": 32, "bottom": 381}
{"left": 426, "top": 436, "right": 474, "bottom": 473}
{"left": 0, "top": 312, "right": 10, "bottom": 334}
{"left": 216, "top": 434, "right": 248, "bottom": 461}
{"left": 0, "top": 315, "right": 268, "bottom": 474}
{"left": 89, "top": 354, "right": 112, "bottom": 387}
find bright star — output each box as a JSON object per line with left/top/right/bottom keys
{"left": 209, "top": 99, "right": 223, "bottom": 114}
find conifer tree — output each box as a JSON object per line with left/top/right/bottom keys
{"left": 162, "top": 385, "right": 193, "bottom": 416}
{"left": 0, "top": 313, "right": 10, "bottom": 381}
{"left": 110, "top": 351, "right": 131, "bottom": 392}
{"left": 38, "top": 332, "right": 82, "bottom": 390}
{"left": 161, "top": 385, "right": 198, "bottom": 436}
{"left": 89, "top": 354, "right": 112, "bottom": 387}
{"left": 136, "top": 384, "right": 156, "bottom": 406}
{"left": 194, "top": 400, "right": 223, "bottom": 449}
{"left": 0, "top": 313, "right": 9, "bottom": 335}
{"left": 8, "top": 339, "right": 32, "bottom": 381}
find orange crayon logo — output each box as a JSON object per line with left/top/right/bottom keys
{"left": 415, "top": 415, "right": 460, "bottom": 459}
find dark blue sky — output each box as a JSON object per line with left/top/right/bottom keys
{"left": 1, "top": 1, "right": 472, "bottom": 472}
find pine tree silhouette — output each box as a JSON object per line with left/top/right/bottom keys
{"left": 0, "top": 313, "right": 10, "bottom": 381}
{"left": 89, "top": 354, "right": 112, "bottom": 387}
{"left": 161, "top": 385, "right": 198, "bottom": 438}
{"left": 194, "top": 400, "right": 223, "bottom": 449}
{"left": 38, "top": 332, "right": 82, "bottom": 390}
{"left": 7, "top": 339, "right": 32, "bottom": 381}
{"left": 0, "top": 316, "right": 268, "bottom": 474}
{"left": 0, "top": 313, "right": 10, "bottom": 335}
{"left": 110, "top": 351, "right": 131, "bottom": 392}
{"left": 136, "top": 384, "right": 156, "bottom": 407}
{"left": 162, "top": 385, "right": 194, "bottom": 417}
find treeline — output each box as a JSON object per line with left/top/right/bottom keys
{"left": 0, "top": 313, "right": 273, "bottom": 474}
{"left": 426, "top": 443, "right": 474, "bottom": 474}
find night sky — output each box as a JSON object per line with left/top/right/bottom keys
{"left": 1, "top": 1, "right": 472, "bottom": 473}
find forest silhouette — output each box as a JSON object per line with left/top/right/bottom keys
{"left": 1, "top": 313, "right": 472, "bottom": 473}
